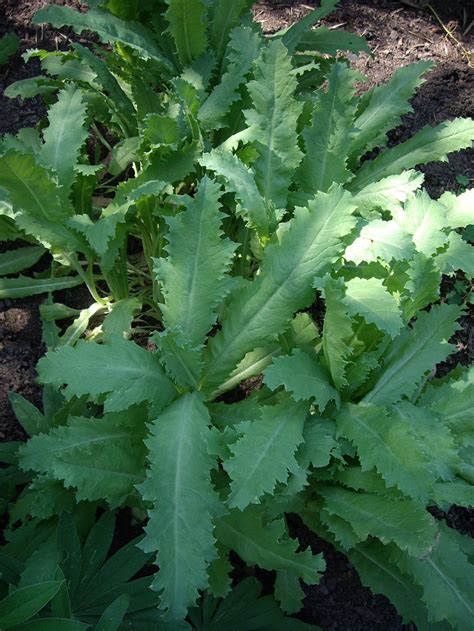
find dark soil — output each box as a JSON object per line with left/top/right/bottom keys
{"left": 1, "top": 1, "right": 473, "bottom": 629}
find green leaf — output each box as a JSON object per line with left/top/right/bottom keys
{"left": 279, "top": 0, "right": 339, "bottom": 52}
{"left": 343, "top": 277, "right": 403, "bottom": 338}
{"left": 402, "top": 253, "right": 441, "bottom": 320}
{"left": 165, "top": 0, "right": 207, "bottom": 66}
{"left": 336, "top": 403, "right": 436, "bottom": 501}
{"left": 274, "top": 570, "right": 305, "bottom": 614}
{"left": 0, "top": 151, "right": 83, "bottom": 252}
{"left": 352, "top": 118, "right": 474, "bottom": 191}
{"left": 95, "top": 594, "right": 130, "bottom": 631}
{"left": 390, "top": 401, "right": 459, "bottom": 481}
{"left": 71, "top": 43, "right": 135, "bottom": 133}
{"left": 139, "top": 392, "right": 220, "bottom": 620}
{"left": 10, "top": 477, "right": 75, "bottom": 523}
{"left": 349, "top": 61, "right": 433, "bottom": 162}
{"left": 201, "top": 186, "right": 356, "bottom": 396}
{"left": 102, "top": 298, "right": 141, "bottom": 340}
{"left": 295, "top": 63, "right": 357, "bottom": 195}
{"left": 215, "top": 506, "right": 325, "bottom": 584}
{"left": 223, "top": 396, "right": 308, "bottom": 510}
{"left": 77, "top": 511, "right": 115, "bottom": 597}
{"left": 199, "top": 149, "right": 270, "bottom": 235}
{"left": 39, "top": 85, "right": 88, "bottom": 200}
{"left": 18, "top": 412, "right": 147, "bottom": 506}
{"left": 298, "top": 419, "right": 337, "bottom": 469}
{"left": 3, "top": 77, "right": 60, "bottom": 100}
{"left": 33, "top": 6, "right": 174, "bottom": 72}
{"left": 393, "top": 190, "right": 448, "bottom": 256}
{"left": 297, "top": 26, "right": 371, "bottom": 56}
{"left": 56, "top": 512, "right": 82, "bottom": 599}
{"left": 199, "top": 25, "right": 260, "bottom": 132}
{"left": 10, "top": 620, "right": 90, "bottom": 630}
{"left": 424, "top": 381, "right": 474, "bottom": 447}
{"left": 345, "top": 218, "right": 413, "bottom": 264}
{"left": 316, "top": 275, "right": 355, "bottom": 389}
{"left": 209, "top": 0, "right": 254, "bottom": 63}
{"left": 264, "top": 350, "right": 339, "bottom": 410}
{"left": 363, "top": 304, "right": 461, "bottom": 405}
{"left": 80, "top": 536, "right": 152, "bottom": 609}
{"left": 436, "top": 231, "right": 474, "bottom": 277}
{"left": 37, "top": 336, "right": 176, "bottom": 413}
{"left": 109, "top": 137, "right": 141, "bottom": 176}
{"left": 142, "top": 114, "right": 178, "bottom": 147}
{"left": 8, "top": 392, "right": 49, "bottom": 436}
{"left": 351, "top": 170, "right": 424, "bottom": 215}
{"left": 0, "top": 581, "right": 63, "bottom": 629}
{"left": 207, "top": 545, "right": 232, "bottom": 599}
{"left": 319, "top": 486, "right": 437, "bottom": 556}
{"left": 0, "top": 32, "right": 20, "bottom": 65}
{"left": 393, "top": 528, "right": 474, "bottom": 630}
{"left": 156, "top": 177, "right": 236, "bottom": 347}
{"left": 347, "top": 541, "right": 440, "bottom": 630}
{"left": 153, "top": 330, "right": 204, "bottom": 388}
{"left": 439, "top": 188, "right": 474, "bottom": 228}
{"left": 0, "top": 275, "right": 82, "bottom": 299}
{"left": 0, "top": 246, "right": 45, "bottom": 276}
{"left": 244, "top": 39, "right": 303, "bottom": 210}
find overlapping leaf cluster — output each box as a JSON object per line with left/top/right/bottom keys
{"left": 1, "top": 0, "right": 474, "bottom": 629}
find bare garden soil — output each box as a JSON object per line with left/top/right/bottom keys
{"left": 0, "top": 0, "right": 473, "bottom": 628}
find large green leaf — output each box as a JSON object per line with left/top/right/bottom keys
{"left": 351, "top": 170, "right": 424, "bottom": 216}
{"left": 201, "top": 186, "right": 356, "bottom": 396}
{"left": 279, "top": 0, "right": 339, "bottom": 52}
{"left": 139, "top": 392, "right": 221, "bottom": 621}
{"left": 244, "top": 39, "right": 303, "bottom": 211}
{"left": 439, "top": 188, "right": 474, "bottom": 228}
{"left": 39, "top": 84, "right": 88, "bottom": 200}
{"left": 349, "top": 61, "right": 433, "bottom": 162}
{"left": 392, "top": 190, "right": 448, "bottom": 256}
{"left": 209, "top": 0, "right": 254, "bottom": 63}
{"left": 37, "top": 336, "right": 176, "bottom": 413}
{"left": 215, "top": 506, "right": 325, "bottom": 584}
{"left": 296, "top": 26, "right": 371, "bottom": 56}
{"left": 0, "top": 246, "right": 45, "bottom": 276}
{"left": 199, "top": 25, "right": 260, "bottom": 130}
{"left": 436, "top": 231, "right": 474, "bottom": 277}
{"left": 0, "top": 151, "right": 83, "bottom": 252}
{"left": 223, "top": 396, "right": 308, "bottom": 510}
{"left": 390, "top": 401, "right": 459, "bottom": 481}
{"left": 295, "top": 62, "right": 357, "bottom": 195}
{"left": 18, "top": 412, "right": 147, "bottom": 506}
{"left": 33, "top": 6, "right": 174, "bottom": 71}
{"left": 0, "top": 581, "right": 63, "bottom": 629}
{"left": 343, "top": 277, "right": 402, "bottom": 338}
{"left": 403, "top": 253, "right": 441, "bottom": 320}
{"left": 392, "top": 528, "right": 474, "bottom": 630}
{"left": 199, "top": 149, "right": 270, "bottom": 235}
{"left": 155, "top": 176, "right": 236, "bottom": 347}
{"left": 345, "top": 218, "right": 414, "bottom": 265}
{"left": 423, "top": 380, "right": 474, "bottom": 447}
{"left": 264, "top": 350, "right": 339, "bottom": 411}
{"left": 0, "top": 275, "right": 82, "bottom": 299}
{"left": 362, "top": 304, "right": 461, "bottom": 405}
{"left": 319, "top": 486, "right": 437, "bottom": 556}
{"left": 347, "top": 541, "right": 442, "bottom": 631}
{"left": 336, "top": 403, "right": 436, "bottom": 501}
{"left": 317, "top": 275, "right": 355, "bottom": 389}
{"left": 352, "top": 118, "right": 474, "bottom": 191}
{"left": 165, "top": 0, "right": 207, "bottom": 66}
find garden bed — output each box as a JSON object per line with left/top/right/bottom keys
{"left": 1, "top": 1, "right": 473, "bottom": 629}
